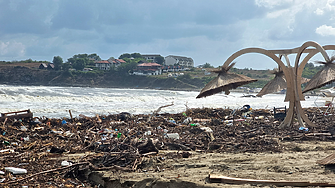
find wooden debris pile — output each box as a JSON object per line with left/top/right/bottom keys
{"left": 0, "top": 106, "right": 335, "bottom": 187}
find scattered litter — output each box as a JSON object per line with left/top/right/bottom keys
{"left": 0, "top": 107, "right": 333, "bottom": 186}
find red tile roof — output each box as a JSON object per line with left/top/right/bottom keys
{"left": 95, "top": 60, "right": 110, "bottom": 64}
{"left": 138, "top": 63, "right": 162, "bottom": 67}
{"left": 114, "top": 59, "right": 126, "bottom": 63}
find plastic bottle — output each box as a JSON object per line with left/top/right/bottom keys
{"left": 117, "top": 133, "right": 122, "bottom": 138}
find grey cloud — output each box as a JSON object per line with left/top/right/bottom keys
{"left": 267, "top": 10, "right": 332, "bottom": 42}
{"left": 0, "top": 0, "right": 265, "bottom": 44}
{"left": 51, "top": 1, "right": 96, "bottom": 30}
{"left": 77, "top": 0, "right": 264, "bottom": 44}
{"left": 0, "top": 1, "right": 56, "bottom": 35}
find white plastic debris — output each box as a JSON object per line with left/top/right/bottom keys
{"left": 0, "top": 170, "right": 4, "bottom": 175}
{"left": 0, "top": 149, "right": 15, "bottom": 153}
{"left": 165, "top": 133, "right": 180, "bottom": 139}
{"left": 183, "top": 117, "right": 192, "bottom": 124}
{"left": 64, "top": 131, "right": 74, "bottom": 137}
{"left": 61, "top": 161, "right": 73, "bottom": 166}
{"left": 33, "top": 127, "right": 44, "bottom": 131}
{"left": 20, "top": 126, "right": 28, "bottom": 131}
{"left": 5, "top": 167, "right": 27, "bottom": 174}
{"left": 23, "top": 136, "right": 29, "bottom": 141}
{"left": 200, "top": 127, "right": 213, "bottom": 133}
{"left": 51, "top": 130, "right": 63, "bottom": 134}
{"left": 255, "top": 116, "right": 264, "bottom": 119}
{"left": 144, "top": 131, "right": 152, "bottom": 135}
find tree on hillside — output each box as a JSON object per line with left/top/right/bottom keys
{"left": 62, "top": 63, "right": 71, "bottom": 71}
{"left": 67, "top": 53, "right": 100, "bottom": 70}
{"left": 202, "top": 63, "right": 214, "bottom": 68}
{"left": 53, "top": 56, "right": 63, "bottom": 70}
{"left": 155, "top": 56, "right": 165, "bottom": 65}
{"left": 123, "top": 57, "right": 145, "bottom": 64}
{"left": 88, "top": 53, "right": 101, "bottom": 61}
{"left": 67, "top": 54, "right": 87, "bottom": 65}
{"left": 25, "top": 58, "right": 33, "bottom": 63}
{"left": 72, "top": 58, "right": 85, "bottom": 71}
{"left": 108, "top": 57, "right": 115, "bottom": 62}
{"left": 119, "top": 53, "right": 131, "bottom": 59}
{"left": 117, "top": 61, "right": 138, "bottom": 75}
{"left": 131, "top": 53, "right": 142, "bottom": 59}
{"left": 119, "top": 53, "right": 143, "bottom": 59}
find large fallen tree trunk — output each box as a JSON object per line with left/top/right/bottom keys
{"left": 209, "top": 174, "right": 335, "bottom": 187}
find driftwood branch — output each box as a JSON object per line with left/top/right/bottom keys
{"left": 153, "top": 102, "right": 174, "bottom": 115}
{"left": 147, "top": 102, "right": 174, "bottom": 122}
{"left": 89, "top": 164, "right": 133, "bottom": 172}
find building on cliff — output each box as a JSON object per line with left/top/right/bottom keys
{"left": 164, "top": 55, "right": 194, "bottom": 68}
{"left": 132, "top": 62, "right": 162, "bottom": 75}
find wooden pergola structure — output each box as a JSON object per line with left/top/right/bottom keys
{"left": 200, "top": 41, "right": 335, "bottom": 128}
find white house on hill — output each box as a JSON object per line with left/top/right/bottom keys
{"left": 132, "top": 62, "right": 162, "bottom": 75}
{"left": 95, "top": 59, "right": 126, "bottom": 70}
{"left": 164, "top": 55, "right": 194, "bottom": 68}
{"left": 142, "top": 54, "right": 161, "bottom": 63}
{"left": 95, "top": 60, "right": 111, "bottom": 70}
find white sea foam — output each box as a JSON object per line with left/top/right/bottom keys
{"left": 0, "top": 85, "right": 322, "bottom": 118}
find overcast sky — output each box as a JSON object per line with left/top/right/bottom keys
{"left": 0, "top": 0, "right": 335, "bottom": 69}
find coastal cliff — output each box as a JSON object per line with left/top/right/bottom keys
{"left": 0, "top": 66, "right": 205, "bottom": 90}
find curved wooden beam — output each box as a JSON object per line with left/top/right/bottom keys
{"left": 282, "top": 54, "right": 291, "bottom": 67}
{"left": 292, "top": 44, "right": 335, "bottom": 127}
{"left": 223, "top": 48, "right": 287, "bottom": 70}
{"left": 294, "top": 41, "right": 330, "bottom": 68}
{"left": 221, "top": 48, "right": 295, "bottom": 127}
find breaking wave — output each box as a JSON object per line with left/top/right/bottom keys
{"left": 0, "top": 85, "right": 318, "bottom": 118}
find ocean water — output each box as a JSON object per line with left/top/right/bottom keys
{"left": 0, "top": 85, "right": 323, "bottom": 118}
